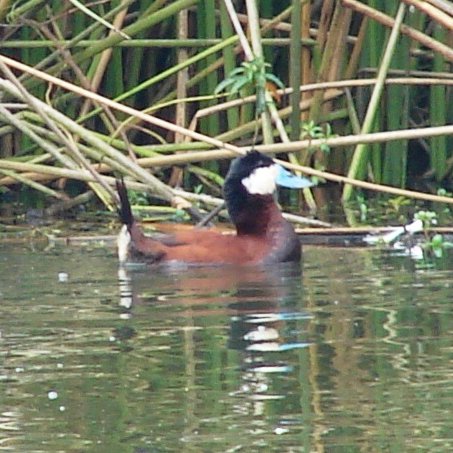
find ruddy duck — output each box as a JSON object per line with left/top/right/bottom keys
{"left": 117, "top": 151, "right": 312, "bottom": 265}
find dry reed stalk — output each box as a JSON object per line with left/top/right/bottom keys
{"left": 300, "top": 0, "right": 312, "bottom": 122}
{"left": 18, "top": 0, "right": 135, "bottom": 84}
{"left": 425, "top": 0, "right": 453, "bottom": 16}
{"left": 0, "top": 79, "right": 185, "bottom": 208}
{"left": 342, "top": 0, "right": 453, "bottom": 61}
{"left": 43, "top": 12, "right": 137, "bottom": 164}
{"left": 0, "top": 168, "right": 67, "bottom": 199}
{"left": 168, "top": 7, "right": 190, "bottom": 187}
{"left": 401, "top": 0, "right": 453, "bottom": 30}
{"left": 68, "top": 0, "right": 130, "bottom": 39}
{"left": 0, "top": 61, "right": 117, "bottom": 208}
{"left": 3, "top": 135, "right": 453, "bottom": 207}
{"left": 1, "top": 53, "right": 453, "bottom": 206}
{"left": 1, "top": 69, "right": 450, "bottom": 169}
{"left": 45, "top": 1, "right": 135, "bottom": 162}
{"left": 345, "top": 16, "right": 368, "bottom": 79}
{"left": 0, "top": 156, "right": 329, "bottom": 227}
{"left": 0, "top": 0, "right": 10, "bottom": 22}
{"left": 175, "top": 8, "right": 189, "bottom": 144}
{"left": 2, "top": 120, "right": 453, "bottom": 205}
{"left": 0, "top": 105, "right": 75, "bottom": 169}
{"left": 78, "top": 1, "right": 130, "bottom": 114}
{"left": 0, "top": 79, "right": 182, "bottom": 201}
{"left": 309, "top": 3, "right": 347, "bottom": 124}
{"left": 155, "top": 6, "right": 318, "bottom": 121}
{"left": 189, "top": 77, "right": 453, "bottom": 125}
{"left": 328, "top": 8, "right": 352, "bottom": 81}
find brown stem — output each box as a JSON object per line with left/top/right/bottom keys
{"left": 401, "top": 0, "right": 453, "bottom": 30}
{"left": 342, "top": 0, "right": 453, "bottom": 61}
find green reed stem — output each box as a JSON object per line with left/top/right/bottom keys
{"left": 342, "top": 3, "right": 407, "bottom": 203}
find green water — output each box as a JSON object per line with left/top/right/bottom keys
{"left": 1, "top": 243, "right": 453, "bottom": 452}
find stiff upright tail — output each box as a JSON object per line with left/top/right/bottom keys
{"left": 116, "top": 178, "right": 134, "bottom": 229}
{"left": 115, "top": 177, "right": 166, "bottom": 264}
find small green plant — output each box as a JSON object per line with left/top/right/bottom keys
{"left": 436, "top": 189, "right": 452, "bottom": 217}
{"left": 414, "top": 210, "right": 437, "bottom": 232}
{"left": 427, "top": 233, "right": 451, "bottom": 258}
{"left": 172, "top": 209, "right": 188, "bottom": 222}
{"left": 385, "top": 196, "right": 411, "bottom": 219}
{"left": 194, "top": 184, "right": 204, "bottom": 195}
{"left": 215, "top": 56, "right": 284, "bottom": 114}
{"left": 414, "top": 210, "right": 453, "bottom": 259}
{"left": 437, "top": 188, "right": 452, "bottom": 197}
{"left": 356, "top": 194, "right": 368, "bottom": 223}
{"left": 127, "top": 189, "right": 149, "bottom": 206}
{"left": 301, "top": 121, "right": 337, "bottom": 153}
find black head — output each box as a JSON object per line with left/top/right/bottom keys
{"left": 223, "top": 151, "right": 278, "bottom": 227}
{"left": 226, "top": 151, "right": 275, "bottom": 185}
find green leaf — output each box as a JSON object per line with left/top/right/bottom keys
{"left": 229, "top": 67, "right": 246, "bottom": 77}
{"left": 214, "top": 78, "right": 236, "bottom": 94}
{"left": 265, "top": 73, "right": 285, "bottom": 89}
{"left": 230, "top": 75, "right": 249, "bottom": 94}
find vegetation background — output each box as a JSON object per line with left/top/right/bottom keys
{"left": 0, "top": 0, "right": 452, "bottom": 224}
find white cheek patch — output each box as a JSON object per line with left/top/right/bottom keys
{"left": 117, "top": 224, "right": 131, "bottom": 263}
{"left": 241, "top": 165, "right": 278, "bottom": 195}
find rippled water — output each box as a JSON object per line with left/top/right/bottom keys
{"left": 1, "top": 243, "right": 453, "bottom": 452}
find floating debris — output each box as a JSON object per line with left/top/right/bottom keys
{"left": 364, "top": 219, "right": 423, "bottom": 245}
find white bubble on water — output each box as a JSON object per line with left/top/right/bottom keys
{"left": 58, "top": 272, "right": 69, "bottom": 282}
{"left": 48, "top": 391, "right": 58, "bottom": 400}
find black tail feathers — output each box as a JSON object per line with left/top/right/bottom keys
{"left": 116, "top": 178, "right": 134, "bottom": 229}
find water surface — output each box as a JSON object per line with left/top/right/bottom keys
{"left": 1, "top": 243, "right": 453, "bottom": 452}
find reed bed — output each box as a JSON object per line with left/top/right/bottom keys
{"left": 0, "top": 1, "right": 452, "bottom": 224}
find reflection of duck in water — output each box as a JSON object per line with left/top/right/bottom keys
{"left": 116, "top": 260, "right": 311, "bottom": 429}
{"left": 223, "top": 265, "right": 311, "bottom": 423}
{"left": 228, "top": 265, "right": 311, "bottom": 354}
{"left": 116, "top": 151, "right": 312, "bottom": 266}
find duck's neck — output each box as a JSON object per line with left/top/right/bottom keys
{"left": 224, "top": 180, "right": 282, "bottom": 236}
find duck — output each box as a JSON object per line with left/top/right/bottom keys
{"left": 116, "top": 150, "right": 312, "bottom": 266}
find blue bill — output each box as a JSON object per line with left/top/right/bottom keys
{"left": 276, "top": 165, "right": 314, "bottom": 189}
